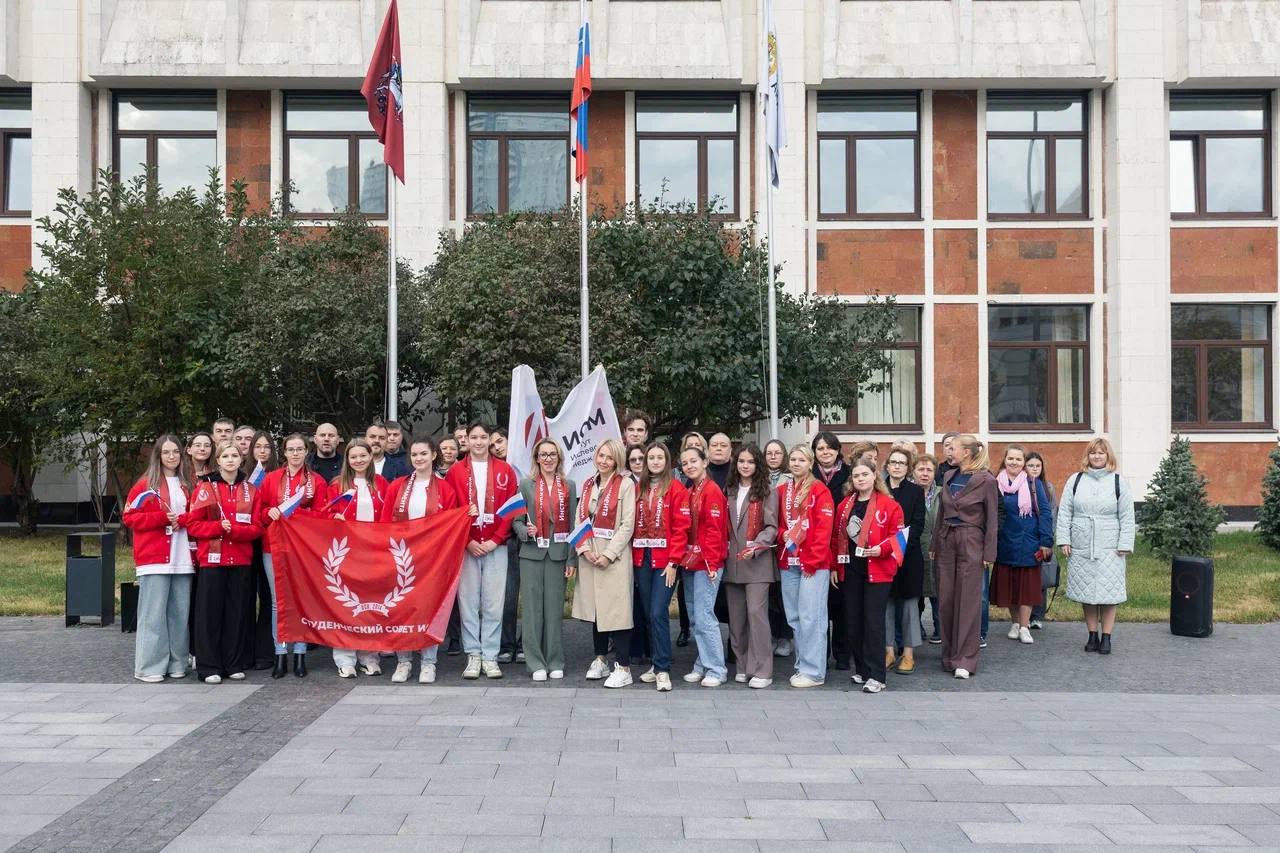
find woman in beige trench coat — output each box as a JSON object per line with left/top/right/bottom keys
{"left": 572, "top": 439, "right": 637, "bottom": 688}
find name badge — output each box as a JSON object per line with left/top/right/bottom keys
{"left": 553, "top": 533, "right": 570, "bottom": 544}
{"left": 536, "top": 537, "right": 551, "bottom": 549}
{"left": 855, "top": 546, "right": 868, "bottom": 558}
{"left": 633, "top": 538, "right": 651, "bottom": 549}
{"left": 207, "top": 552, "right": 222, "bottom": 564}
{"left": 477, "top": 513, "right": 495, "bottom": 525}
{"left": 787, "top": 556, "right": 801, "bottom": 568}
{"left": 594, "top": 527, "right": 615, "bottom": 540}
{"left": 165, "top": 525, "right": 174, "bottom": 536}
{"left": 235, "top": 513, "right": 251, "bottom": 524}
{"left": 837, "top": 554, "right": 849, "bottom": 564}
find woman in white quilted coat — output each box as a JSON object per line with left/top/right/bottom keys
{"left": 1055, "top": 438, "right": 1135, "bottom": 656}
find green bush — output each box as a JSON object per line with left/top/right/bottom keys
{"left": 1258, "top": 446, "right": 1280, "bottom": 550}
{"left": 1138, "top": 436, "right": 1225, "bottom": 559}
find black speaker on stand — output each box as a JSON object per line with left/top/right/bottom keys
{"left": 1170, "top": 556, "right": 1213, "bottom": 638}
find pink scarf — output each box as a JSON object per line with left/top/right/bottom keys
{"left": 997, "top": 469, "right": 1032, "bottom": 517}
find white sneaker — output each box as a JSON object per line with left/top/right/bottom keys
{"left": 585, "top": 658, "right": 610, "bottom": 680}
{"left": 134, "top": 674, "right": 164, "bottom": 683}
{"left": 862, "top": 679, "right": 885, "bottom": 694}
{"left": 203, "top": 674, "right": 222, "bottom": 684}
{"left": 188, "top": 654, "right": 196, "bottom": 670}
{"left": 481, "top": 660, "right": 503, "bottom": 679}
{"left": 391, "top": 661, "right": 412, "bottom": 683}
{"left": 228, "top": 672, "right": 246, "bottom": 680}
{"left": 954, "top": 668, "right": 970, "bottom": 679}
{"left": 734, "top": 673, "right": 748, "bottom": 684}
{"left": 166, "top": 670, "right": 186, "bottom": 679}
{"left": 604, "top": 666, "right": 633, "bottom": 688}
{"left": 773, "top": 639, "right": 793, "bottom": 657}
{"left": 549, "top": 670, "right": 564, "bottom": 680}
{"left": 700, "top": 675, "right": 723, "bottom": 688}
{"left": 748, "top": 677, "right": 772, "bottom": 689}
{"left": 655, "top": 672, "right": 672, "bottom": 692}
{"left": 462, "top": 656, "right": 482, "bottom": 679}
{"left": 359, "top": 661, "right": 381, "bottom": 676}
{"left": 639, "top": 666, "right": 657, "bottom": 683}
{"left": 337, "top": 666, "right": 356, "bottom": 679}
{"left": 419, "top": 664, "right": 436, "bottom": 684}
{"left": 1030, "top": 619, "right": 1044, "bottom": 630}
{"left": 531, "top": 669, "right": 547, "bottom": 682}
{"left": 1019, "top": 626, "right": 1035, "bottom": 644}
{"left": 851, "top": 673, "right": 866, "bottom": 685}
{"left": 682, "top": 670, "right": 704, "bottom": 683}
{"left": 1007, "top": 623, "right": 1021, "bottom": 640}
{"left": 789, "top": 673, "right": 823, "bottom": 688}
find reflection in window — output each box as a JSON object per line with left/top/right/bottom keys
{"left": 467, "top": 95, "right": 569, "bottom": 215}
{"left": 823, "top": 307, "right": 921, "bottom": 429}
{"left": 1169, "top": 93, "right": 1269, "bottom": 217}
{"left": 1171, "top": 304, "right": 1272, "bottom": 427}
{"left": 0, "top": 91, "right": 32, "bottom": 215}
{"left": 635, "top": 96, "right": 738, "bottom": 215}
{"left": 986, "top": 92, "right": 1087, "bottom": 217}
{"left": 817, "top": 93, "right": 918, "bottom": 218}
{"left": 285, "top": 94, "right": 386, "bottom": 216}
{"left": 114, "top": 92, "right": 217, "bottom": 196}
{"left": 988, "top": 305, "right": 1089, "bottom": 428}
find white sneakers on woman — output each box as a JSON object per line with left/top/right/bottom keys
{"left": 549, "top": 670, "right": 564, "bottom": 680}
{"left": 734, "top": 673, "right": 748, "bottom": 683}
{"left": 203, "top": 674, "right": 221, "bottom": 684}
{"left": 531, "top": 669, "right": 548, "bottom": 682}
{"left": 1007, "top": 623, "right": 1021, "bottom": 640}
{"left": 134, "top": 674, "right": 164, "bottom": 683}
{"left": 604, "top": 665, "right": 633, "bottom": 688}
{"left": 862, "top": 679, "right": 885, "bottom": 694}
{"left": 337, "top": 666, "right": 356, "bottom": 678}
{"left": 789, "top": 673, "right": 823, "bottom": 688}
{"left": 748, "top": 677, "right": 772, "bottom": 689}
{"left": 462, "top": 656, "right": 482, "bottom": 679}
{"left": 700, "top": 675, "right": 723, "bottom": 688}
{"left": 359, "top": 661, "right": 381, "bottom": 676}
{"left": 954, "top": 668, "right": 970, "bottom": 679}
{"left": 1019, "top": 626, "right": 1034, "bottom": 644}
{"left": 419, "top": 664, "right": 436, "bottom": 684}
{"left": 481, "top": 660, "right": 503, "bottom": 679}
{"left": 585, "top": 658, "right": 610, "bottom": 680}
{"left": 682, "top": 670, "right": 704, "bottom": 683}
{"left": 391, "top": 661, "right": 412, "bottom": 683}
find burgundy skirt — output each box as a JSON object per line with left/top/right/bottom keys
{"left": 990, "top": 563, "right": 1041, "bottom": 609}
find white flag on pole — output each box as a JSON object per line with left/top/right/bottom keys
{"left": 762, "top": 0, "right": 786, "bottom": 188}
{"left": 507, "top": 365, "right": 549, "bottom": 479}
{"left": 548, "top": 365, "right": 623, "bottom": 489}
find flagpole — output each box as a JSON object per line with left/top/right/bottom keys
{"left": 762, "top": 0, "right": 779, "bottom": 440}
{"left": 578, "top": 0, "right": 590, "bottom": 381}
{"left": 387, "top": 176, "right": 399, "bottom": 421}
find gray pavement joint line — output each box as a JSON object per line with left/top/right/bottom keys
{"left": 6, "top": 682, "right": 352, "bottom": 853}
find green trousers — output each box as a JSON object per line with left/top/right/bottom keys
{"left": 520, "top": 553, "right": 568, "bottom": 674}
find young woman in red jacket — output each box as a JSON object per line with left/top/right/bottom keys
{"left": 123, "top": 435, "right": 193, "bottom": 683}
{"left": 380, "top": 436, "right": 460, "bottom": 684}
{"left": 833, "top": 461, "right": 905, "bottom": 694}
{"left": 182, "top": 441, "right": 264, "bottom": 684}
{"left": 327, "top": 438, "right": 389, "bottom": 678}
{"left": 778, "top": 445, "right": 835, "bottom": 688}
{"left": 632, "top": 442, "right": 691, "bottom": 692}
{"left": 247, "top": 431, "right": 280, "bottom": 672}
{"left": 255, "top": 433, "right": 330, "bottom": 679}
{"left": 677, "top": 446, "right": 729, "bottom": 688}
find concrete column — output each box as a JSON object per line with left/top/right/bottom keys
{"left": 397, "top": 0, "right": 449, "bottom": 270}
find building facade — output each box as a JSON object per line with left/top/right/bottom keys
{"left": 2, "top": 0, "right": 1278, "bottom": 513}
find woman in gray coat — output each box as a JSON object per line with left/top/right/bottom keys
{"left": 1055, "top": 438, "right": 1136, "bottom": 656}
{"left": 723, "top": 444, "right": 779, "bottom": 688}
{"left": 511, "top": 439, "right": 578, "bottom": 681}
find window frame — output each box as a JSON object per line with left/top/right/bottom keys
{"left": 987, "top": 304, "right": 1091, "bottom": 432}
{"left": 985, "top": 90, "right": 1090, "bottom": 221}
{"left": 283, "top": 92, "right": 386, "bottom": 219}
{"left": 111, "top": 90, "right": 218, "bottom": 191}
{"left": 816, "top": 91, "right": 921, "bottom": 221}
{"left": 1171, "top": 303, "right": 1273, "bottom": 431}
{"left": 0, "top": 128, "right": 30, "bottom": 217}
{"left": 634, "top": 93, "right": 740, "bottom": 219}
{"left": 1169, "top": 90, "right": 1273, "bottom": 221}
{"left": 824, "top": 306, "right": 923, "bottom": 432}
{"left": 465, "top": 92, "right": 571, "bottom": 218}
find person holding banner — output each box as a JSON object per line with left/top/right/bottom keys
{"left": 248, "top": 431, "right": 279, "bottom": 671}
{"left": 510, "top": 439, "right": 578, "bottom": 682}
{"left": 632, "top": 442, "right": 690, "bottom": 692}
{"left": 379, "top": 436, "right": 460, "bottom": 684}
{"left": 779, "top": 445, "right": 835, "bottom": 688}
{"left": 833, "top": 461, "right": 905, "bottom": 694}
{"left": 723, "top": 444, "right": 779, "bottom": 689}
{"left": 678, "top": 446, "right": 729, "bottom": 687}
{"left": 445, "top": 422, "right": 519, "bottom": 680}
{"left": 256, "top": 434, "right": 329, "bottom": 679}
{"left": 572, "top": 439, "right": 637, "bottom": 689}
{"left": 182, "top": 441, "right": 263, "bottom": 684}
{"left": 123, "top": 435, "right": 194, "bottom": 683}
{"left": 328, "top": 438, "right": 390, "bottom": 677}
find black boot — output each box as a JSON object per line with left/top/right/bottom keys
{"left": 1084, "top": 631, "right": 1099, "bottom": 652}
{"left": 1098, "top": 633, "right": 1112, "bottom": 655}
{"left": 293, "top": 652, "right": 308, "bottom": 678}
{"left": 676, "top": 629, "right": 690, "bottom": 648}
{"left": 272, "top": 654, "right": 288, "bottom": 679}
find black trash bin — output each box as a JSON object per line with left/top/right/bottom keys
{"left": 66, "top": 532, "right": 116, "bottom": 627}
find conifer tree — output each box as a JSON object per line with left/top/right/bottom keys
{"left": 1138, "top": 436, "right": 1225, "bottom": 559}
{"left": 1258, "top": 446, "right": 1280, "bottom": 550}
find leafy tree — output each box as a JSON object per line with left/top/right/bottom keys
{"left": 1138, "top": 436, "right": 1226, "bottom": 559}
{"left": 0, "top": 287, "right": 55, "bottom": 533}
{"left": 1258, "top": 445, "right": 1280, "bottom": 550}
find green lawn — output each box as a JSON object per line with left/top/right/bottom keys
{"left": 2, "top": 529, "right": 1279, "bottom": 622}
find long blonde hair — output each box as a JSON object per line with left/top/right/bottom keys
{"left": 955, "top": 434, "right": 990, "bottom": 473}
{"left": 845, "top": 460, "right": 893, "bottom": 498}
{"left": 789, "top": 444, "right": 817, "bottom": 508}
{"left": 594, "top": 438, "right": 625, "bottom": 479}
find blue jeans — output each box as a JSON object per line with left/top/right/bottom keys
{"left": 980, "top": 566, "right": 991, "bottom": 639}
{"left": 397, "top": 645, "right": 439, "bottom": 664}
{"left": 781, "top": 567, "right": 830, "bottom": 682}
{"left": 263, "top": 554, "right": 306, "bottom": 655}
{"left": 636, "top": 556, "right": 676, "bottom": 673}
{"left": 134, "top": 573, "right": 192, "bottom": 677}
{"left": 459, "top": 547, "right": 507, "bottom": 661}
{"left": 688, "top": 571, "right": 726, "bottom": 680}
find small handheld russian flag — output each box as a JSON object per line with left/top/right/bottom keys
{"left": 886, "top": 526, "right": 909, "bottom": 566}
{"left": 128, "top": 489, "right": 161, "bottom": 510}
{"left": 783, "top": 518, "right": 804, "bottom": 553}
{"left": 568, "top": 517, "right": 594, "bottom": 548}
{"left": 496, "top": 492, "right": 528, "bottom": 520}
{"left": 278, "top": 489, "right": 307, "bottom": 519}
{"left": 325, "top": 488, "right": 357, "bottom": 512}
{"left": 248, "top": 461, "right": 266, "bottom": 488}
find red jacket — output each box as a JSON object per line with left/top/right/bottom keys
{"left": 445, "top": 455, "right": 519, "bottom": 544}
{"left": 379, "top": 472, "right": 460, "bottom": 521}
{"left": 832, "top": 492, "right": 905, "bottom": 583}
{"left": 181, "top": 475, "right": 264, "bottom": 568}
{"left": 326, "top": 475, "right": 390, "bottom": 521}
{"left": 254, "top": 467, "right": 331, "bottom": 554}
{"left": 122, "top": 477, "right": 189, "bottom": 567}
{"left": 631, "top": 479, "right": 691, "bottom": 569}
{"left": 682, "top": 478, "right": 728, "bottom": 573}
{"left": 776, "top": 480, "right": 835, "bottom": 574}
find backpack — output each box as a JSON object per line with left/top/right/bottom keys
{"left": 1070, "top": 471, "right": 1121, "bottom": 511}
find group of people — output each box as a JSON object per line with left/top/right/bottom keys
{"left": 123, "top": 412, "right": 1136, "bottom": 693}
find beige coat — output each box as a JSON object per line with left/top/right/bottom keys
{"left": 570, "top": 473, "right": 636, "bottom": 631}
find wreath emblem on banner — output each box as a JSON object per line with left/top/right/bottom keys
{"left": 323, "top": 537, "right": 416, "bottom": 617}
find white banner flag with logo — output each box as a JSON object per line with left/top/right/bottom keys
{"left": 506, "top": 364, "right": 549, "bottom": 479}
{"left": 762, "top": 0, "right": 786, "bottom": 188}
{"left": 548, "top": 365, "right": 622, "bottom": 489}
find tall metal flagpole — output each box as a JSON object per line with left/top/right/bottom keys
{"left": 578, "top": 0, "right": 590, "bottom": 381}
{"left": 762, "top": 0, "right": 779, "bottom": 440}
{"left": 387, "top": 174, "right": 398, "bottom": 420}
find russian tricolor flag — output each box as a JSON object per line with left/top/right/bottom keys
{"left": 570, "top": 19, "right": 591, "bottom": 183}
{"left": 568, "top": 517, "right": 594, "bottom": 548}
{"left": 248, "top": 461, "right": 266, "bottom": 488}
{"left": 887, "top": 527, "right": 909, "bottom": 566}
{"left": 325, "top": 488, "right": 357, "bottom": 512}
{"left": 128, "top": 489, "right": 161, "bottom": 510}
{"left": 783, "top": 518, "right": 804, "bottom": 553}
{"left": 278, "top": 489, "right": 307, "bottom": 519}
{"left": 496, "top": 492, "right": 528, "bottom": 520}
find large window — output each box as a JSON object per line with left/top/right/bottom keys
{"left": 467, "top": 95, "right": 569, "bottom": 216}
{"left": 987, "top": 92, "right": 1087, "bottom": 218}
{"left": 1172, "top": 304, "right": 1272, "bottom": 429}
{"left": 1169, "top": 93, "right": 1270, "bottom": 218}
{"left": 636, "top": 95, "right": 738, "bottom": 216}
{"left": 824, "top": 307, "right": 922, "bottom": 430}
{"left": 989, "top": 305, "right": 1089, "bottom": 430}
{"left": 0, "top": 92, "right": 30, "bottom": 216}
{"left": 114, "top": 93, "right": 217, "bottom": 195}
{"left": 285, "top": 94, "right": 386, "bottom": 216}
{"left": 817, "top": 93, "right": 919, "bottom": 219}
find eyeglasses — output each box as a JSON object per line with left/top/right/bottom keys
{"left": 536, "top": 452, "right": 558, "bottom": 460}
{"left": 887, "top": 459, "right": 908, "bottom": 466}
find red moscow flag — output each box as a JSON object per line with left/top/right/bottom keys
{"left": 269, "top": 507, "right": 470, "bottom": 652}
{"left": 361, "top": 0, "right": 405, "bottom": 183}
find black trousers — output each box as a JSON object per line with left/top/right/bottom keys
{"left": 194, "top": 565, "right": 253, "bottom": 679}
{"left": 252, "top": 545, "right": 273, "bottom": 664}
{"left": 500, "top": 537, "right": 522, "bottom": 656}
{"left": 676, "top": 570, "right": 690, "bottom": 632}
{"left": 829, "top": 582, "right": 850, "bottom": 664}
{"left": 592, "top": 623, "right": 632, "bottom": 667}
{"left": 769, "top": 581, "right": 793, "bottom": 641}
{"left": 842, "top": 565, "right": 892, "bottom": 684}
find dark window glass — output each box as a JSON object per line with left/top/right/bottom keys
{"left": 114, "top": 92, "right": 217, "bottom": 196}
{"left": 817, "top": 93, "right": 919, "bottom": 218}
{"left": 285, "top": 94, "right": 386, "bottom": 216}
{"left": 1171, "top": 304, "right": 1272, "bottom": 428}
{"left": 467, "top": 95, "right": 569, "bottom": 216}
{"left": 988, "top": 305, "right": 1089, "bottom": 429}
{"left": 636, "top": 95, "right": 738, "bottom": 215}
{"left": 987, "top": 92, "right": 1088, "bottom": 218}
{"left": 0, "top": 91, "right": 31, "bottom": 215}
{"left": 823, "top": 307, "right": 921, "bottom": 430}
{"left": 1169, "top": 93, "right": 1270, "bottom": 217}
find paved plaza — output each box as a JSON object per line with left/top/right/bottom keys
{"left": 3, "top": 617, "right": 1280, "bottom": 851}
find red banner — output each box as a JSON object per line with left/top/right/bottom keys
{"left": 270, "top": 508, "right": 471, "bottom": 651}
